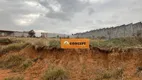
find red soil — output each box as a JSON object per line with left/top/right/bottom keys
{"left": 0, "top": 47, "right": 142, "bottom": 80}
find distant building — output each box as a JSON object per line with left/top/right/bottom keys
{"left": 0, "top": 30, "right": 14, "bottom": 37}
{"left": 0, "top": 30, "right": 29, "bottom": 37}
{"left": 41, "top": 33, "right": 48, "bottom": 38}
{"left": 13, "top": 31, "right": 29, "bottom": 37}
{"left": 41, "top": 32, "right": 68, "bottom": 38}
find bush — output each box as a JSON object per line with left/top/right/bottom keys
{"left": 95, "top": 68, "right": 123, "bottom": 80}
{"left": 0, "top": 54, "right": 25, "bottom": 69}
{"left": 42, "top": 67, "right": 68, "bottom": 80}
{"left": 4, "top": 76, "right": 24, "bottom": 80}
{"left": 49, "top": 40, "right": 60, "bottom": 48}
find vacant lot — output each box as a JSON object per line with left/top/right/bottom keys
{"left": 0, "top": 37, "right": 142, "bottom": 80}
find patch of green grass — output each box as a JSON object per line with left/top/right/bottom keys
{"left": 42, "top": 67, "right": 68, "bottom": 80}
{"left": 49, "top": 40, "right": 60, "bottom": 48}
{"left": 4, "top": 76, "right": 24, "bottom": 80}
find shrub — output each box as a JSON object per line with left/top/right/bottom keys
{"left": 4, "top": 76, "right": 24, "bottom": 80}
{"left": 95, "top": 68, "right": 123, "bottom": 80}
{"left": 49, "top": 40, "right": 60, "bottom": 48}
{"left": 19, "top": 59, "right": 33, "bottom": 71}
{"left": 0, "top": 54, "right": 25, "bottom": 69}
{"left": 42, "top": 67, "right": 68, "bottom": 80}
{"left": 0, "top": 54, "right": 33, "bottom": 72}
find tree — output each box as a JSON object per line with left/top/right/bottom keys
{"left": 57, "top": 35, "right": 59, "bottom": 38}
{"left": 28, "top": 30, "right": 35, "bottom": 37}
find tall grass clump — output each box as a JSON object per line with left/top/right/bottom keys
{"left": 49, "top": 40, "right": 60, "bottom": 48}
{"left": 42, "top": 67, "right": 68, "bottom": 80}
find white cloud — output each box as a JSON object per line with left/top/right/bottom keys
{"left": 0, "top": 0, "right": 142, "bottom": 34}
{"left": 49, "top": 4, "right": 61, "bottom": 12}
{"left": 80, "top": 0, "right": 108, "bottom": 3}
{"left": 89, "top": 0, "right": 108, "bottom": 3}
{"left": 14, "top": 13, "right": 40, "bottom": 26}
{"left": 24, "top": 1, "right": 38, "bottom": 7}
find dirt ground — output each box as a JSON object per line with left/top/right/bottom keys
{"left": 0, "top": 47, "right": 142, "bottom": 80}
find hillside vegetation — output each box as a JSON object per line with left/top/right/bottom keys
{"left": 0, "top": 37, "right": 142, "bottom": 80}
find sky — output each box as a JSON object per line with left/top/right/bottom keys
{"left": 0, "top": 0, "right": 142, "bottom": 36}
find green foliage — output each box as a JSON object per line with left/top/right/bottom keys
{"left": 49, "top": 40, "right": 60, "bottom": 48}
{"left": 42, "top": 67, "right": 68, "bottom": 80}
{"left": 28, "top": 30, "right": 35, "bottom": 37}
{"left": 4, "top": 76, "right": 24, "bottom": 80}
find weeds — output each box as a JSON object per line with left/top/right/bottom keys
{"left": 42, "top": 67, "right": 68, "bottom": 80}
{"left": 4, "top": 76, "right": 24, "bottom": 80}
{"left": 19, "top": 59, "right": 33, "bottom": 71}
{"left": 49, "top": 40, "right": 60, "bottom": 48}
{"left": 0, "top": 54, "right": 33, "bottom": 72}
{"left": 95, "top": 68, "right": 124, "bottom": 80}
{"left": 0, "top": 54, "right": 25, "bottom": 68}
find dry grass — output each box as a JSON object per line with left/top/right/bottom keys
{"left": 0, "top": 42, "right": 29, "bottom": 54}
{"left": 41, "top": 66, "right": 68, "bottom": 80}
{"left": 4, "top": 76, "right": 24, "bottom": 80}
{"left": 0, "top": 38, "right": 12, "bottom": 44}
{"left": 95, "top": 68, "right": 124, "bottom": 80}
{"left": 0, "top": 54, "right": 33, "bottom": 72}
